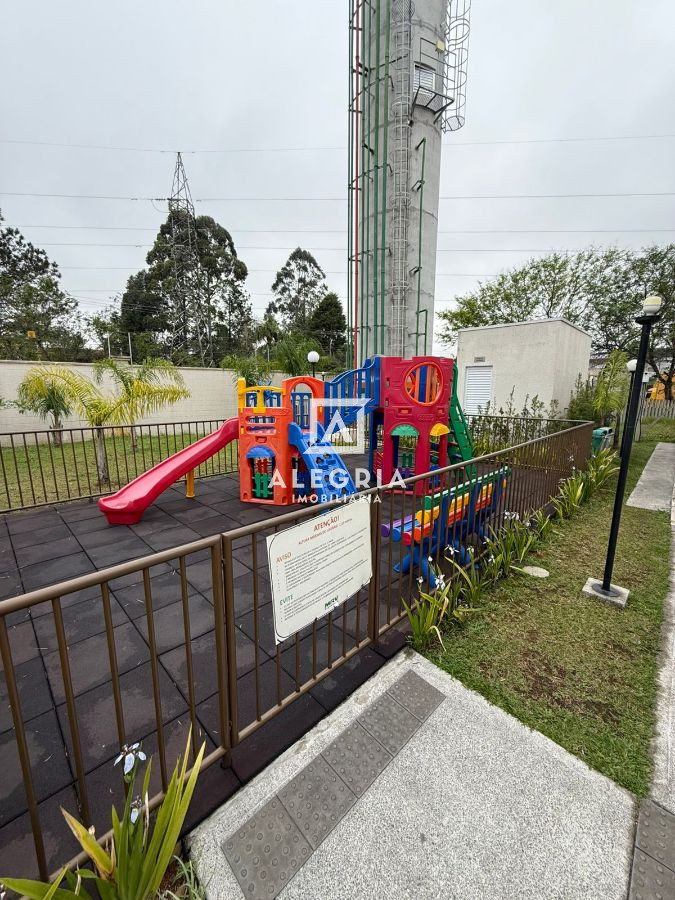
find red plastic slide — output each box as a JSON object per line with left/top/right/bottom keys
{"left": 98, "top": 417, "right": 239, "bottom": 525}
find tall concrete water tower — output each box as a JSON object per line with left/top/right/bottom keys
{"left": 347, "top": 0, "right": 471, "bottom": 362}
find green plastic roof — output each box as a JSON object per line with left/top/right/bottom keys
{"left": 391, "top": 424, "right": 419, "bottom": 438}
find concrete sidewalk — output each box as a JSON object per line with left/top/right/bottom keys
{"left": 627, "top": 441, "right": 675, "bottom": 512}
{"left": 189, "top": 653, "right": 635, "bottom": 899}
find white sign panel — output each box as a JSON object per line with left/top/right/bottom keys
{"left": 266, "top": 501, "right": 372, "bottom": 644}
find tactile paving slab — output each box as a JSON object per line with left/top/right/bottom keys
{"left": 358, "top": 690, "right": 421, "bottom": 754}
{"left": 629, "top": 848, "right": 675, "bottom": 900}
{"left": 387, "top": 668, "right": 444, "bottom": 722}
{"left": 635, "top": 799, "right": 675, "bottom": 873}
{"left": 322, "top": 720, "right": 392, "bottom": 797}
{"left": 221, "top": 796, "right": 311, "bottom": 899}
{"left": 279, "top": 756, "right": 356, "bottom": 849}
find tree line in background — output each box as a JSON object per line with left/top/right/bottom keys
{"left": 3, "top": 203, "right": 674, "bottom": 399}
{"left": 437, "top": 245, "right": 675, "bottom": 400}
{"left": 0, "top": 209, "right": 347, "bottom": 374}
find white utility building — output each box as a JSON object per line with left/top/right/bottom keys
{"left": 455, "top": 318, "right": 592, "bottom": 415}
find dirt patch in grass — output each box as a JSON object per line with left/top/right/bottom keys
{"left": 425, "top": 439, "right": 672, "bottom": 796}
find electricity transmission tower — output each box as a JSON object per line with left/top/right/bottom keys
{"left": 167, "top": 152, "right": 209, "bottom": 364}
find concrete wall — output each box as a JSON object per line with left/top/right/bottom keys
{"left": 456, "top": 319, "right": 592, "bottom": 414}
{"left": 0, "top": 360, "right": 285, "bottom": 436}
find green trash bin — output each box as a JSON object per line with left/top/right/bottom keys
{"left": 592, "top": 427, "right": 613, "bottom": 453}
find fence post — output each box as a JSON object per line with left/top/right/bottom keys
{"left": 221, "top": 534, "right": 240, "bottom": 753}
{"left": 211, "top": 539, "right": 232, "bottom": 765}
{"left": 367, "top": 491, "right": 382, "bottom": 642}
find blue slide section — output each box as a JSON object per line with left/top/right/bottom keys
{"left": 323, "top": 356, "right": 381, "bottom": 429}
{"left": 288, "top": 423, "right": 357, "bottom": 504}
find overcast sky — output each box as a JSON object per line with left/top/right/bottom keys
{"left": 1, "top": 0, "right": 674, "bottom": 352}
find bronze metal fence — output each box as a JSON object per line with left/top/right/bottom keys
{"left": 468, "top": 415, "right": 585, "bottom": 454}
{"left": 0, "top": 421, "right": 239, "bottom": 512}
{"left": 0, "top": 421, "right": 593, "bottom": 881}
{"left": 0, "top": 415, "right": 582, "bottom": 514}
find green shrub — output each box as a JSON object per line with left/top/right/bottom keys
{"left": 2, "top": 733, "right": 205, "bottom": 900}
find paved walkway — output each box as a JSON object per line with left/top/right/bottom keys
{"left": 627, "top": 441, "right": 675, "bottom": 512}
{"left": 189, "top": 654, "right": 637, "bottom": 899}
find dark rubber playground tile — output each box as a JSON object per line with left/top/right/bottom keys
{"left": 56, "top": 661, "right": 188, "bottom": 773}
{"left": 114, "top": 568, "right": 201, "bottom": 619}
{"left": 0, "top": 708, "right": 72, "bottom": 826}
{"left": 205, "top": 500, "right": 244, "bottom": 518}
{"left": 224, "top": 504, "right": 279, "bottom": 526}
{"left": 280, "top": 622, "right": 351, "bottom": 685}
{"left": 133, "top": 592, "right": 215, "bottom": 654}
{"left": 43, "top": 620, "right": 150, "bottom": 703}
{"left": 0, "top": 785, "right": 80, "bottom": 882}
{"left": 13, "top": 535, "right": 82, "bottom": 568}
{"left": 230, "top": 694, "right": 327, "bottom": 784}
{"left": 142, "top": 524, "right": 203, "bottom": 551}
{"left": 182, "top": 758, "right": 241, "bottom": 835}
{"left": 160, "top": 626, "right": 265, "bottom": 705}
{"left": 308, "top": 647, "right": 386, "bottom": 713}
{"left": 10, "top": 522, "right": 73, "bottom": 549}
{"left": 84, "top": 536, "right": 154, "bottom": 568}
{"left": 75, "top": 525, "right": 139, "bottom": 550}
{"left": 168, "top": 503, "right": 225, "bottom": 526}
{"left": 33, "top": 595, "right": 128, "bottom": 652}
{"left": 57, "top": 501, "right": 103, "bottom": 522}
{"left": 0, "top": 655, "right": 54, "bottom": 734}
{"left": 0, "top": 538, "right": 16, "bottom": 573}
{"left": 196, "top": 657, "right": 296, "bottom": 742}
{"left": 6, "top": 507, "right": 62, "bottom": 535}
{"left": 129, "top": 506, "right": 182, "bottom": 529}
{"left": 108, "top": 560, "right": 173, "bottom": 592}
{"left": 5, "top": 618, "right": 40, "bottom": 665}
{"left": 230, "top": 569, "right": 272, "bottom": 618}
{"left": 0, "top": 567, "right": 23, "bottom": 601}
{"left": 66, "top": 512, "right": 115, "bottom": 535}
{"left": 20, "top": 551, "right": 95, "bottom": 592}
{"left": 188, "top": 515, "right": 240, "bottom": 538}
{"left": 186, "top": 556, "right": 248, "bottom": 596}
{"left": 29, "top": 583, "right": 113, "bottom": 619}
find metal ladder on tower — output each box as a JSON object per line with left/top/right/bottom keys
{"left": 390, "top": 0, "right": 412, "bottom": 357}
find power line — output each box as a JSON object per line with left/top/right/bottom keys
{"left": 4, "top": 190, "right": 675, "bottom": 201}
{"left": 2, "top": 133, "right": 675, "bottom": 153}
{"left": 67, "top": 271, "right": 493, "bottom": 290}
{"left": 17, "top": 223, "right": 675, "bottom": 234}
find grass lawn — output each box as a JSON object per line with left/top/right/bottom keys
{"left": 1, "top": 430, "right": 239, "bottom": 511}
{"left": 424, "top": 432, "right": 673, "bottom": 796}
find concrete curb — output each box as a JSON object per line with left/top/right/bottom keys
{"left": 650, "top": 473, "right": 675, "bottom": 814}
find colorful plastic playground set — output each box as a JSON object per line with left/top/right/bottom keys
{"left": 98, "top": 355, "right": 508, "bottom": 584}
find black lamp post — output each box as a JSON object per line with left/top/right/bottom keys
{"left": 592, "top": 294, "right": 663, "bottom": 599}
{"left": 619, "top": 358, "right": 637, "bottom": 458}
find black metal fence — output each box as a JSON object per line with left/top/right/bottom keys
{"left": 0, "top": 420, "right": 593, "bottom": 881}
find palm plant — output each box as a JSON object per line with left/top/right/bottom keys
{"left": 95, "top": 358, "right": 188, "bottom": 450}
{"left": 220, "top": 353, "right": 272, "bottom": 386}
{"left": 593, "top": 350, "right": 629, "bottom": 427}
{"left": 16, "top": 371, "right": 73, "bottom": 446}
{"left": 272, "top": 334, "right": 321, "bottom": 377}
{"left": 27, "top": 362, "right": 189, "bottom": 484}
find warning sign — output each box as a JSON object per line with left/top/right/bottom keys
{"left": 266, "top": 501, "right": 372, "bottom": 644}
